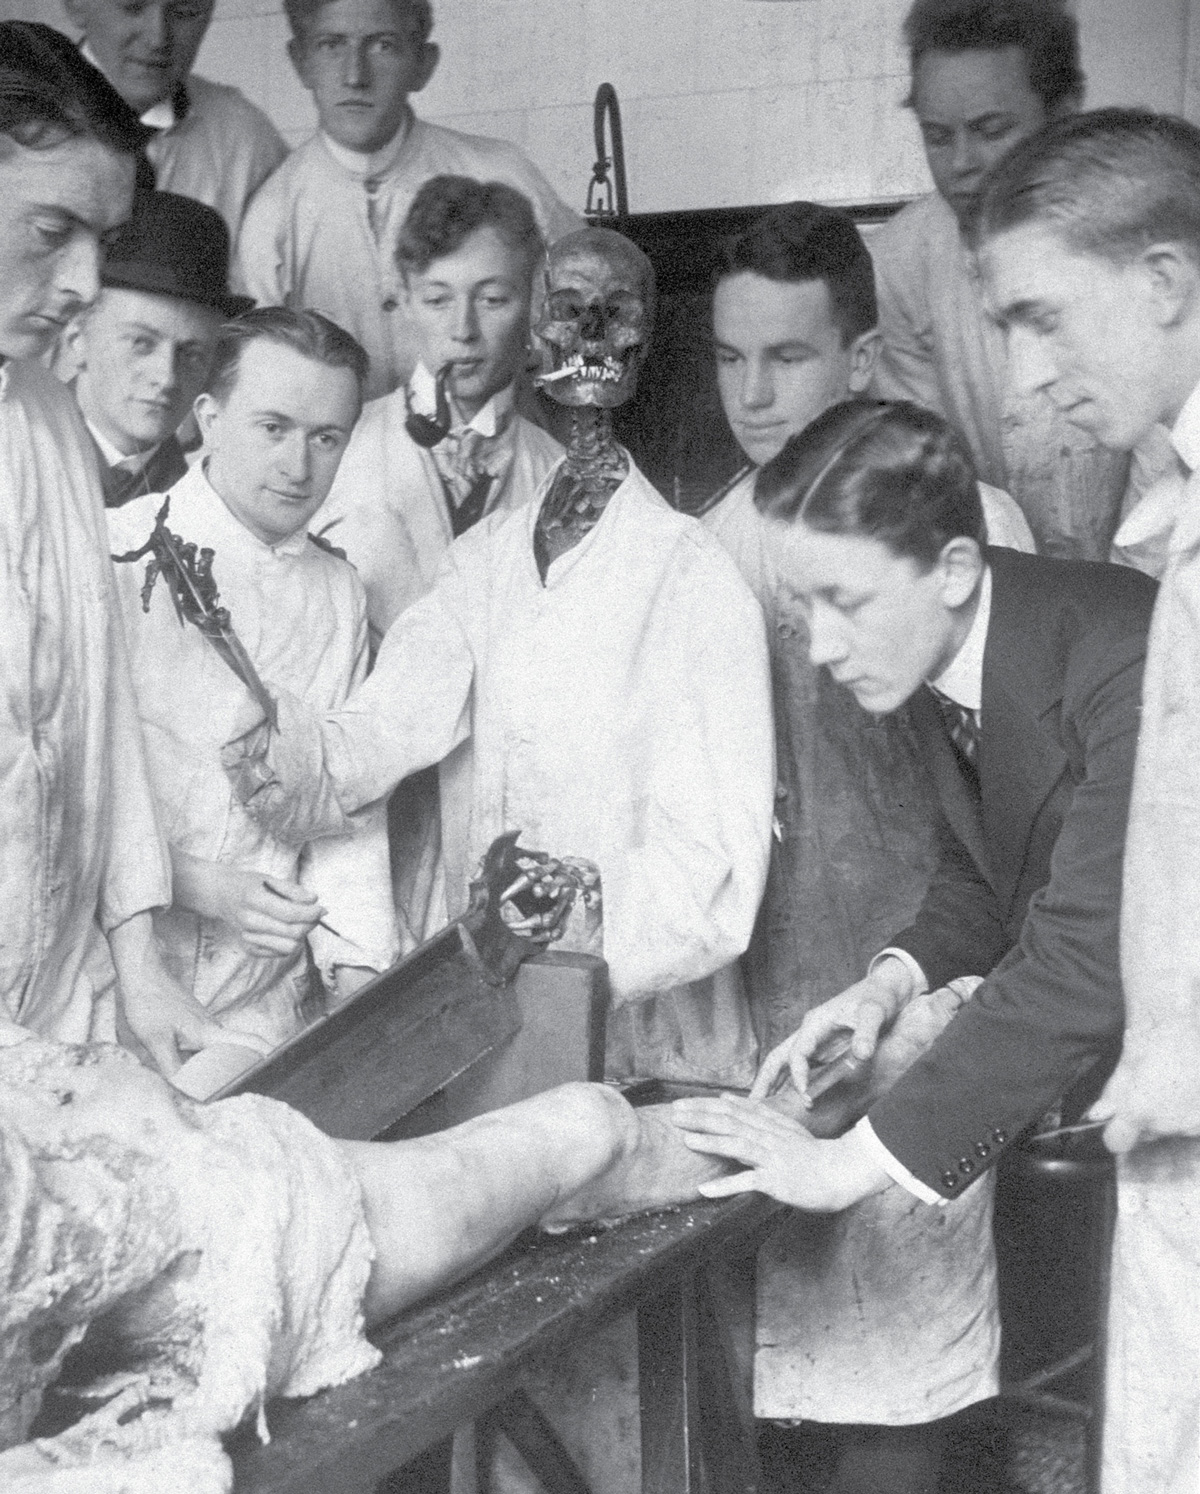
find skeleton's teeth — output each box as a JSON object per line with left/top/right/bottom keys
{"left": 547, "top": 353, "right": 628, "bottom": 383}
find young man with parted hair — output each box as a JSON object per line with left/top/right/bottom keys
{"left": 675, "top": 391, "right": 1156, "bottom": 1487}
{"left": 699, "top": 202, "right": 1033, "bottom": 1494}
{"left": 869, "top": 0, "right": 1137, "bottom": 561}
{"left": 107, "top": 307, "right": 399, "bottom": 1052}
{"left": 238, "top": 0, "right": 581, "bottom": 399}
{"left": 0, "top": 21, "right": 234, "bottom": 1070}
{"left": 62, "top": 0, "right": 286, "bottom": 240}
{"left": 972, "top": 106, "right": 1200, "bottom": 1494}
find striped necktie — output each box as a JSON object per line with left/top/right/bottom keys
{"left": 927, "top": 683, "right": 981, "bottom": 784}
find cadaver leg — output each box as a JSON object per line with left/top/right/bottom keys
{"left": 342, "top": 1082, "right": 732, "bottom": 1326}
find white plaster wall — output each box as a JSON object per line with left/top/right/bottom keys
{"left": 7, "top": 0, "right": 1197, "bottom": 213}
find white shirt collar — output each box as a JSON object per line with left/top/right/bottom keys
{"left": 320, "top": 114, "right": 412, "bottom": 179}
{"left": 86, "top": 417, "right": 159, "bottom": 472}
{"left": 928, "top": 564, "right": 991, "bottom": 714}
{"left": 1170, "top": 380, "right": 1200, "bottom": 475}
{"left": 80, "top": 42, "right": 178, "bottom": 129}
{"left": 409, "top": 361, "right": 515, "bottom": 439}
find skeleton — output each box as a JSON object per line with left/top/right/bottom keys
{"left": 532, "top": 227, "right": 654, "bottom": 576}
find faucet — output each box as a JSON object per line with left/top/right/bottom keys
{"left": 587, "top": 82, "right": 628, "bottom": 220}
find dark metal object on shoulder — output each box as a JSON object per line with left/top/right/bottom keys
{"left": 111, "top": 494, "right": 277, "bottom": 728}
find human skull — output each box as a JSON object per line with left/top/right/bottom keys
{"left": 533, "top": 228, "right": 654, "bottom": 408}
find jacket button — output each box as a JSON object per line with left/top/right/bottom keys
{"left": 382, "top": 297, "right": 398, "bottom": 312}
{"left": 974, "top": 1141, "right": 991, "bottom": 1158}
{"left": 941, "top": 1171, "right": 958, "bottom": 1190}
{"left": 991, "top": 1128, "right": 1008, "bottom": 1146}
{"left": 958, "top": 1156, "right": 975, "bottom": 1175}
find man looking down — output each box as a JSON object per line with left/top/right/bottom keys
{"left": 870, "top": 0, "right": 1134, "bottom": 559}
{"left": 674, "top": 399, "right": 1152, "bottom": 1230}
{"left": 0, "top": 21, "right": 236, "bottom": 1071}
{"left": 971, "top": 107, "right": 1200, "bottom": 1494}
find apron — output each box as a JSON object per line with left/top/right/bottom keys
{"left": 754, "top": 982, "right": 1001, "bottom": 1424}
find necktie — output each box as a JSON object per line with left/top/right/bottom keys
{"left": 927, "top": 684, "right": 981, "bottom": 785}
{"left": 431, "top": 426, "right": 513, "bottom": 538}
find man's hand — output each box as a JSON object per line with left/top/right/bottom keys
{"left": 108, "top": 912, "right": 268, "bottom": 1076}
{"left": 173, "top": 852, "right": 321, "bottom": 957}
{"left": 670, "top": 1093, "right": 892, "bottom": 1212}
{"left": 1090, "top": 1022, "right": 1200, "bottom": 1153}
{"left": 749, "top": 958, "right": 918, "bottom": 1104}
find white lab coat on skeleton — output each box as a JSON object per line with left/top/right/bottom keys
{"left": 290, "top": 458, "right": 775, "bottom": 1081}
{"left": 107, "top": 465, "right": 398, "bottom": 1050}
{"left": 312, "top": 374, "right": 563, "bottom": 947}
{"left": 0, "top": 359, "right": 171, "bottom": 1042}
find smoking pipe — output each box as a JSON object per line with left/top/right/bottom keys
{"left": 405, "top": 361, "right": 455, "bottom": 447}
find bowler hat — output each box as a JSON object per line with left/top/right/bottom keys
{"left": 102, "top": 190, "right": 254, "bottom": 318}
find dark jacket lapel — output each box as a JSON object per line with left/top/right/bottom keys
{"left": 85, "top": 427, "right": 125, "bottom": 507}
{"left": 141, "top": 435, "right": 188, "bottom": 497}
{"left": 980, "top": 548, "right": 1070, "bottom": 920}
{"left": 88, "top": 431, "right": 189, "bottom": 509}
{"left": 909, "top": 684, "right": 994, "bottom": 889}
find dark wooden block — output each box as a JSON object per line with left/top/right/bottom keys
{"left": 440, "top": 951, "right": 609, "bottom": 1124}
{"left": 215, "top": 922, "right": 521, "bottom": 1140}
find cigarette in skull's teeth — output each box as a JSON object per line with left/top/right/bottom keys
{"left": 534, "top": 367, "right": 578, "bottom": 384}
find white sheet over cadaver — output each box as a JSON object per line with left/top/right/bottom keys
{"left": 0, "top": 1031, "right": 380, "bottom": 1492}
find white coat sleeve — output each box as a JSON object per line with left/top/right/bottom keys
{"left": 97, "top": 501, "right": 172, "bottom": 931}
{"left": 598, "top": 548, "right": 775, "bottom": 1000}
{"left": 223, "top": 549, "right": 478, "bottom": 844}
{"left": 303, "top": 588, "right": 400, "bottom": 979}
{"left": 319, "top": 554, "right": 476, "bottom": 810}
{"left": 236, "top": 180, "right": 290, "bottom": 310}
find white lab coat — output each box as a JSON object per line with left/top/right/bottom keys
{"left": 146, "top": 75, "right": 286, "bottom": 243}
{"left": 238, "top": 122, "right": 582, "bottom": 398}
{"left": 108, "top": 465, "right": 398, "bottom": 1049}
{"left": 1102, "top": 383, "right": 1200, "bottom": 1494}
{"left": 0, "top": 359, "right": 170, "bottom": 1041}
{"left": 313, "top": 376, "right": 563, "bottom": 947}
{"left": 265, "top": 458, "right": 774, "bottom": 1081}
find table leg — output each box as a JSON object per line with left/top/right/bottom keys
{"left": 637, "top": 1269, "right": 704, "bottom": 1494}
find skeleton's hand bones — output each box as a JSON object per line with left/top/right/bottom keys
{"left": 499, "top": 852, "right": 601, "bottom": 941}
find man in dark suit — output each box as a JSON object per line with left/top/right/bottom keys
{"left": 64, "top": 189, "right": 250, "bottom": 508}
{"left": 672, "top": 399, "right": 1156, "bottom": 1217}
